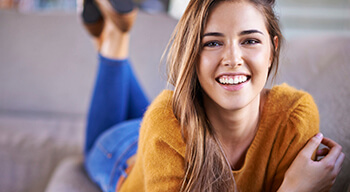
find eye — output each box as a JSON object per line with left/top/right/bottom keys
{"left": 242, "top": 39, "right": 260, "bottom": 45}
{"left": 203, "top": 41, "right": 223, "bottom": 47}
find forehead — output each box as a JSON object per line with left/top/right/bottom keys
{"left": 205, "top": 1, "right": 267, "bottom": 34}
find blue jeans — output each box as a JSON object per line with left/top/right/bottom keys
{"left": 84, "top": 55, "right": 149, "bottom": 192}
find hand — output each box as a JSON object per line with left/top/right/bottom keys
{"left": 278, "top": 133, "right": 345, "bottom": 192}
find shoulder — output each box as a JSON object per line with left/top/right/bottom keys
{"left": 143, "top": 90, "right": 174, "bottom": 122}
{"left": 142, "top": 90, "right": 178, "bottom": 132}
{"left": 265, "top": 83, "right": 318, "bottom": 115}
{"left": 139, "top": 90, "right": 185, "bottom": 157}
{"left": 261, "top": 83, "right": 319, "bottom": 138}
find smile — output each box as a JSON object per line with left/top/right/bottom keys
{"left": 217, "top": 75, "right": 251, "bottom": 85}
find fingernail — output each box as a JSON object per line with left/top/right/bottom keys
{"left": 315, "top": 133, "right": 323, "bottom": 139}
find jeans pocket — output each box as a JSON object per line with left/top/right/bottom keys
{"left": 96, "top": 119, "right": 141, "bottom": 158}
{"left": 86, "top": 119, "right": 141, "bottom": 192}
{"left": 108, "top": 139, "right": 138, "bottom": 192}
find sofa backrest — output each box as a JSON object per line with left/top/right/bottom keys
{"left": 277, "top": 35, "right": 350, "bottom": 191}
{"left": 0, "top": 10, "right": 177, "bottom": 117}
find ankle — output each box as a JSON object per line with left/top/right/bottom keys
{"left": 99, "top": 23, "right": 130, "bottom": 59}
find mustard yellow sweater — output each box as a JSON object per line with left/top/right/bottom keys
{"left": 120, "top": 84, "right": 319, "bottom": 192}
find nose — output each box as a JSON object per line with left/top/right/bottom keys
{"left": 222, "top": 43, "right": 243, "bottom": 68}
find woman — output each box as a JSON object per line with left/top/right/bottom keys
{"left": 82, "top": 0, "right": 345, "bottom": 191}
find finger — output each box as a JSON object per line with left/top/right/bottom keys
{"left": 321, "top": 137, "right": 340, "bottom": 149}
{"left": 301, "top": 133, "right": 323, "bottom": 158}
{"left": 316, "top": 147, "right": 330, "bottom": 156}
{"left": 333, "top": 152, "right": 345, "bottom": 175}
{"left": 320, "top": 138, "right": 343, "bottom": 164}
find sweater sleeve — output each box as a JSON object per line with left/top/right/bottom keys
{"left": 270, "top": 93, "right": 320, "bottom": 191}
{"left": 142, "top": 137, "right": 185, "bottom": 191}
{"left": 139, "top": 90, "right": 186, "bottom": 191}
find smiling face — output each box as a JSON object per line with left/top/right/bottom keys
{"left": 197, "top": 1, "right": 274, "bottom": 113}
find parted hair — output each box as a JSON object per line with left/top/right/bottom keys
{"left": 165, "top": 0, "right": 283, "bottom": 191}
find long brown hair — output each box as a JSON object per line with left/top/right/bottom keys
{"left": 166, "top": 0, "right": 283, "bottom": 191}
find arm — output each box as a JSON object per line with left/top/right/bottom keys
{"left": 278, "top": 133, "right": 345, "bottom": 192}
{"left": 270, "top": 93, "right": 320, "bottom": 191}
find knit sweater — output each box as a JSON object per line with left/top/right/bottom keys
{"left": 119, "top": 83, "right": 319, "bottom": 192}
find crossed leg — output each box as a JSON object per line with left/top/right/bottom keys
{"left": 81, "top": 1, "right": 149, "bottom": 191}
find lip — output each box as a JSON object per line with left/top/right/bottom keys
{"left": 215, "top": 72, "right": 251, "bottom": 91}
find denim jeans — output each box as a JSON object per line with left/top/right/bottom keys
{"left": 85, "top": 119, "right": 141, "bottom": 192}
{"left": 84, "top": 55, "right": 149, "bottom": 192}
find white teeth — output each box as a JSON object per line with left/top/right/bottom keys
{"left": 229, "top": 78, "right": 234, "bottom": 84}
{"left": 233, "top": 77, "right": 239, "bottom": 84}
{"left": 218, "top": 75, "right": 248, "bottom": 85}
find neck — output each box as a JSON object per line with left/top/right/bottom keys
{"left": 206, "top": 96, "right": 261, "bottom": 145}
{"left": 204, "top": 90, "right": 268, "bottom": 168}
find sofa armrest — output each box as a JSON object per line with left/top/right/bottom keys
{"left": 0, "top": 114, "right": 84, "bottom": 192}
{"left": 45, "top": 155, "right": 101, "bottom": 192}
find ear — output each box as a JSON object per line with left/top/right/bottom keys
{"left": 273, "top": 36, "right": 279, "bottom": 52}
{"left": 269, "top": 36, "right": 279, "bottom": 68}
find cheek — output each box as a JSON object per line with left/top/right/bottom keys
{"left": 198, "top": 52, "right": 218, "bottom": 77}
{"left": 247, "top": 49, "right": 271, "bottom": 71}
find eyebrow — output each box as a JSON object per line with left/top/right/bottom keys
{"left": 202, "top": 29, "right": 264, "bottom": 37}
{"left": 240, "top": 29, "right": 264, "bottom": 35}
{"left": 202, "top": 32, "right": 224, "bottom": 37}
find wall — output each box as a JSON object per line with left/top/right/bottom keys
{"left": 168, "top": 0, "right": 350, "bottom": 39}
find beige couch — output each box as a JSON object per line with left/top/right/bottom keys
{"left": 0, "top": 10, "right": 348, "bottom": 192}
